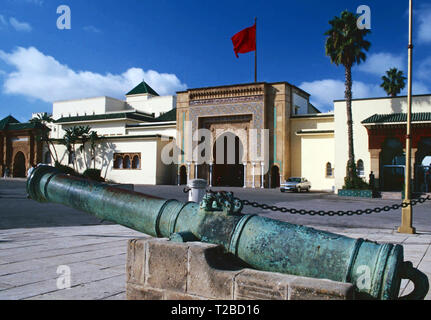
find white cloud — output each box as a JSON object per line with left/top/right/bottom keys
{"left": 83, "top": 26, "right": 101, "bottom": 33}
{"left": 9, "top": 17, "right": 32, "bottom": 32}
{"left": 418, "top": 56, "right": 431, "bottom": 80}
{"left": 356, "top": 52, "right": 405, "bottom": 76}
{"left": 0, "top": 47, "right": 187, "bottom": 103}
{"left": 300, "top": 79, "right": 384, "bottom": 111}
{"left": 417, "top": 5, "right": 431, "bottom": 44}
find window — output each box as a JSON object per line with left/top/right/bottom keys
{"left": 114, "top": 155, "right": 123, "bottom": 169}
{"left": 326, "top": 162, "right": 333, "bottom": 177}
{"left": 113, "top": 153, "right": 141, "bottom": 170}
{"left": 357, "top": 159, "right": 365, "bottom": 177}
{"left": 123, "top": 156, "right": 131, "bottom": 169}
{"left": 132, "top": 155, "right": 140, "bottom": 169}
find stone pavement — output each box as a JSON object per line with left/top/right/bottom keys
{"left": 0, "top": 223, "right": 430, "bottom": 300}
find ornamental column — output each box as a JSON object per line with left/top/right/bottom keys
{"left": 243, "top": 162, "right": 247, "bottom": 188}
{"left": 252, "top": 162, "right": 256, "bottom": 189}
{"left": 186, "top": 162, "right": 191, "bottom": 183}
{"left": 177, "top": 166, "right": 181, "bottom": 186}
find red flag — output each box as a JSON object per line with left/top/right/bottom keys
{"left": 231, "top": 23, "right": 256, "bottom": 58}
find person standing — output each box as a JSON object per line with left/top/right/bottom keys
{"left": 27, "top": 164, "right": 36, "bottom": 178}
{"left": 369, "top": 171, "right": 375, "bottom": 190}
{"left": 4, "top": 166, "right": 10, "bottom": 179}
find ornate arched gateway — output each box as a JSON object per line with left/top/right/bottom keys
{"left": 176, "top": 82, "right": 314, "bottom": 188}
{"left": 0, "top": 116, "right": 46, "bottom": 178}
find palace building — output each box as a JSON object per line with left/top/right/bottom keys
{"left": 15, "top": 80, "right": 431, "bottom": 193}
{"left": 334, "top": 94, "right": 431, "bottom": 193}
{"left": 45, "top": 81, "right": 177, "bottom": 185}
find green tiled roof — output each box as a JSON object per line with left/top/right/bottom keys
{"left": 0, "top": 115, "right": 20, "bottom": 130}
{"left": 8, "top": 123, "right": 46, "bottom": 130}
{"left": 0, "top": 115, "right": 46, "bottom": 131}
{"left": 55, "top": 112, "right": 155, "bottom": 124}
{"left": 362, "top": 112, "right": 431, "bottom": 124}
{"left": 154, "top": 108, "right": 176, "bottom": 122}
{"left": 126, "top": 81, "right": 159, "bottom": 96}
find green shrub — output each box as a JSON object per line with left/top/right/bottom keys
{"left": 342, "top": 161, "right": 370, "bottom": 190}
{"left": 54, "top": 162, "right": 79, "bottom": 176}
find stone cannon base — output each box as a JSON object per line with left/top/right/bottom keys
{"left": 126, "top": 237, "right": 355, "bottom": 300}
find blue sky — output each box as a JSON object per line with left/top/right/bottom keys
{"left": 1, "top": 0, "right": 431, "bottom": 121}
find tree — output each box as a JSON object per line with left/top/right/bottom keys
{"left": 30, "top": 113, "right": 59, "bottom": 163}
{"left": 62, "top": 127, "right": 78, "bottom": 171}
{"left": 88, "top": 131, "right": 99, "bottom": 169}
{"left": 60, "top": 125, "right": 99, "bottom": 171}
{"left": 325, "top": 10, "right": 371, "bottom": 181}
{"left": 381, "top": 68, "right": 407, "bottom": 97}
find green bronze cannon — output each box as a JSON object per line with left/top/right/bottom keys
{"left": 27, "top": 165, "right": 429, "bottom": 300}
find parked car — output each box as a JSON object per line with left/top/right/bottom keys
{"left": 280, "top": 177, "right": 311, "bottom": 193}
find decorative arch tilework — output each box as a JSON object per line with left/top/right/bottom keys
{"left": 189, "top": 97, "right": 265, "bottom": 157}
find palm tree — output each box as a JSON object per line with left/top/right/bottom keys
{"left": 30, "top": 113, "right": 59, "bottom": 163}
{"left": 88, "top": 131, "right": 99, "bottom": 169}
{"left": 381, "top": 68, "right": 407, "bottom": 97}
{"left": 61, "top": 125, "right": 98, "bottom": 171}
{"left": 62, "top": 127, "right": 78, "bottom": 171}
{"left": 325, "top": 10, "right": 371, "bottom": 181}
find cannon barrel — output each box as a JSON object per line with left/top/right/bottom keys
{"left": 27, "top": 165, "right": 429, "bottom": 300}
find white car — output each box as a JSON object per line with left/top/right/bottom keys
{"left": 280, "top": 177, "right": 311, "bottom": 193}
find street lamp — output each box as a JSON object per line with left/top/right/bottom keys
{"left": 398, "top": 0, "right": 416, "bottom": 234}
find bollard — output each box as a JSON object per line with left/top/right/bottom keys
{"left": 188, "top": 179, "right": 208, "bottom": 203}
{"left": 27, "top": 166, "right": 429, "bottom": 300}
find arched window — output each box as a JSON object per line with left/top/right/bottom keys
{"left": 123, "top": 156, "right": 131, "bottom": 169}
{"left": 113, "top": 153, "right": 141, "bottom": 170}
{"left": 114, "top": 156, "right": 123, "bottom": 169}
{"left": 357, "top": 159, "right": 365, "bottom": 177}
{"left": 132, "top": 155, "right": 140, "bottom": 169}
{"left": 326, "top": 162, "right": 333, "bottom": 177}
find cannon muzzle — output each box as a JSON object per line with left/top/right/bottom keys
{"left": 27, "top": 165, "right": 429, "bottom": 300}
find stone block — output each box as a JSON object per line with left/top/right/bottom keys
{"left": 126, "top": 239, "right": 146, "bottom": 285}
{"left": 288, "top": 277, "right": 355, "bottom": 300}
{"left": 234, "top": 269, "right": 293, "bottom": 300}
{"left": 145, "top": 238, "right": 188, "bottom": 292}
{"left": 126, "top": 283, "right": 164, "bottom": 300}
{"left": 187, "top": 241, "right": 245, "bottom": 300}
{"left": 164, "top": 291, "right": 207, "bottom": 300}
{"left": 126, "top": 238, "right": 358, "bottom": 301}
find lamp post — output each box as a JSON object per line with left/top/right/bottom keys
{"left": 398, "top": 0, "right": 416, "bottom": 234}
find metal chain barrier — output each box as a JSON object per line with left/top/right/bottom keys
{"left": 239, "top": 195, "right": 431, "bottom": 216}
{"left": 184, "top": 188, "right": 431, "bottom": 216}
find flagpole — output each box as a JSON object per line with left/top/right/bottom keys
{"left": 255, "top": 17, "right": 257, "bottom": 83}
{"left": 398, "top": 0, "right": 415, "bottom": 234}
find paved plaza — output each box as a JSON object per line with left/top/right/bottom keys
{"left": 0, "top": 179, "right": 430, "bottom": 300}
